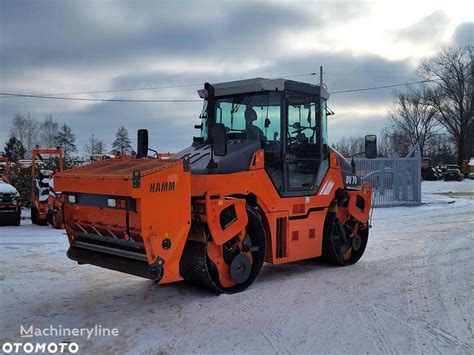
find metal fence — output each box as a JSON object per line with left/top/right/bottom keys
{"left": 354, "top": 145, "right": 421, "bottom": 207}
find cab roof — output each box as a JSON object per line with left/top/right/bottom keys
{"left": 197, "top": 77, "right": 329, "bottom": 100}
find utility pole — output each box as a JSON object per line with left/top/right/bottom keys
{"left": 320, "top": 65, "right": 323, "bottom": 87}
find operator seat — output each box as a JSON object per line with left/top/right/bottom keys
{"left": 245, "top": 109, "right": 264, "bottom": 140}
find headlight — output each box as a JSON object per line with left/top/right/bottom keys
{"left": 12, "top": 199, "right": 18, "bottom": 205}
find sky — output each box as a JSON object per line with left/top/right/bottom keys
{"left": 1, "top": 0, "right": 473, "bottom": 156}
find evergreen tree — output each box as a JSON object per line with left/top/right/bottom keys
{"left": 111, "top": 126, "right": 132, "bottom": 155}
{"left": 54, "top": 124, "right": 77, "bottom": 157}
{"left": 4, "top": 136, "right": 26, "bottom": 161}
{"left": 84, "top": 134, "right": 106, "bottom": 156}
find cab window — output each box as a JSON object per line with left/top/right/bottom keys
{"left": 286, "top": 93, "right": 321, "bottom": 191}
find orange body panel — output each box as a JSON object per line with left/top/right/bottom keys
{"left": 201, "top": 198, "right": 248, "bottom": 246}
{"left": 56, "top": 157, "right": 191, "bottom": 284}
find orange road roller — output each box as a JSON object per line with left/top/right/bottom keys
{"left": 55, "top": 78, "right": 376, "bottom": 293}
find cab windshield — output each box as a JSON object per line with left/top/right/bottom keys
{"left": 200, "top": 92, "right": 282, "bottom": 141}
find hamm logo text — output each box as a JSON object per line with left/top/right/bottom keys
{"left": 150, "top": 181, "right": 175, "bottom": 192}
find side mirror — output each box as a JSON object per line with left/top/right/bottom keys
{"left": 264, "top": 118, "right": 271, "bottom": 128}
{"left": 365, "top": 134, "right": 377, "bottom": 159}
{"left": 211, "top": 123, "right": 227, "bottom": 156}
{"left": 137, "top": 129, "right": 149, "bottom": 158}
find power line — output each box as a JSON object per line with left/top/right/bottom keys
{"left": 330, "top": 80, "right": 430, "bottom": 94}
{"left": 40, "top": 83, "right": 204, "bottom": 96}
{"left": 285, "top": 72, "right": 317, "bottom": 78}
{"left": 0, "top": 77, "right": 430, "bottom": 103}
{"left": 0, "top": 73, "right": 317, "bottom": 98}
{"left": 324, "top": 72, "right": 415, "bottom": 80}
{"left": 0, "top": 92, "right": 202, "bottom": 103}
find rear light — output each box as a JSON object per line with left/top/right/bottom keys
{"left": 116, "top": 199, "right": 127, "bottom": 209}
{"left": 68, "top": 195, "right": 77, "bottom": 203}
{"left": 107, "top": 198, "right": 127, "bottom": 209}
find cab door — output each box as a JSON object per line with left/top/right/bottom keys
{"left": 284, "top": 94, "right": 329, "bottom": 261}
{"left": 284, "top": 93, "right": 322, "bottom": 196}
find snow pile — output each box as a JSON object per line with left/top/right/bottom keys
{"left": 0, "top": 181, "right": 18, "bottom": 194}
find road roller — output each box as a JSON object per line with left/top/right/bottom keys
{"left": 55, "top": 78, "right": 376, "bottom": 293}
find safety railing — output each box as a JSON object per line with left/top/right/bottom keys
{"left": 354, "top": 145, "right": 421, "bottom": 207}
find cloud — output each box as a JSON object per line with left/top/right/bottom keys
{"left": 391, "top": 10, "right": 450, "bottom": 42}
{"left": 452, "top": 22, "right": 474, "bottom": 46}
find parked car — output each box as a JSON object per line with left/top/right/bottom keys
{"left": 438, "top": 164, "right": 459, "bottom": 174}
{"left": 0, "top": 180, "right": 22, "bottom": 226}
{"left": 444, "top": 168, "right": 464, "bottom": 181}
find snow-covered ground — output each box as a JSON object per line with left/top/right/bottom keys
{"left": 1, "top": 181, "right": 473, "bottom": 354}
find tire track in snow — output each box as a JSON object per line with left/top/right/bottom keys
{"left": 403, "top": 254, "right": 444, "bottom": 354}
{"left": 425, "top": 325, "right": 472, "bottom": 353}
{"left": 357, "top": 306, "right": 397, "bottom": 354}
{"left": 234, "top": 303, "right": 292, "bottom": 354}
{"left": 258, "top": 326, "right": 292, "bottom": 355}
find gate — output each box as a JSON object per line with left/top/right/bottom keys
{"left": 354, "top": 145, "right": 421, "bottom": 207}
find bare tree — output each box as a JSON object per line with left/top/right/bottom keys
{"left": 424, "top": 133, "right": 456, "bottom": 164}
{"left": 418, "top": 45, "right": 474, "bottom": 165}
{"left": 381, "top": 127, "right": 410, "bottom": 157}
{"left": 10, "top": 114, "right": 39, "bottom": 158}
{"left": 386, "top": 87, "right": 439, "bottom": 156}
{"left": 84, "top": 134, "right": 106, "bottom": 156}
{"left": 331, "top": 136, "right": 364, "bottom": 158}
{"left": 376, "top": 131, "right": 395, "bottom": 157}
{"left": 40, "top": 115, "right": 59, "bottom": 148}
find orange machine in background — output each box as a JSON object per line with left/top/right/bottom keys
{"left": 56, "top": 78, "right": 376, "bottom": 293}
{"left": 0, "top": 156, "right": 11, "bottom": 183}
{"left": 31, "top": 148, "right": 64, "bottom": 228}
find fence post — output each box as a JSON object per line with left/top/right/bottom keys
{"left": 415, "top": 145, "right": 421, "bottom": 204}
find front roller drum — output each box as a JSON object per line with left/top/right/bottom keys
{"left": 322, "top": 213, "right": 369, "bottom": 266}
{"left": 180, "top": 207, "right": 266, "bottom": 294}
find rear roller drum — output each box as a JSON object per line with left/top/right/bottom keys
{"left": 180, "top": 206, "right": 266, "bottom": 294}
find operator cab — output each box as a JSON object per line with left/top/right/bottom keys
{"left": 176, "top": 78, "right": 330, "bottom": 197}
